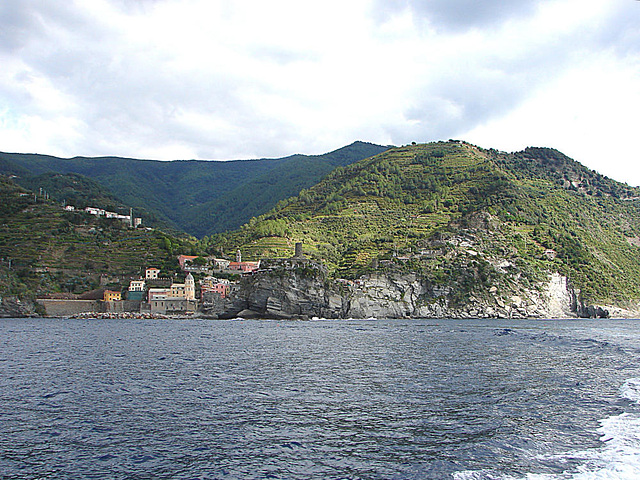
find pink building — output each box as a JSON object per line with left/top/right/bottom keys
{"left": 177, "top": 255, "right": 199, "bottom": 269}
{"left": 202, "top": 283, "right": 230, "bottom": 299}
{"left": 228, "top": 261, "right": 260, "bottom": 273}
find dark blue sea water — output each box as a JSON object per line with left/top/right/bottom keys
{"left": 1, "top": 318, "right": 640, "bottom": 480}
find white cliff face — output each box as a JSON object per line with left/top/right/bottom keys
{"left": 345, "top": 274, "right": 425, "bottom": 319}
{"left": 543, "top": 273, "right": 576, "bottom": 319}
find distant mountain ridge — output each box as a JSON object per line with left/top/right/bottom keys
{"left": 0, "top": 141, "right": 390, "bottom": 237}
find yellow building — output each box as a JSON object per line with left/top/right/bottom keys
{"left": 103, "top": 290, "right": 122, "bottom": 302}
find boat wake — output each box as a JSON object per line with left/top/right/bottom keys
{"left": 454, "top": 378, "right": 640, "bottom": 480}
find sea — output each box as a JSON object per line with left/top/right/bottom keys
{"left": 1, "top": 317, "right": 640, "bottom": 480}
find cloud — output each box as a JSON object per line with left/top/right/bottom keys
{"left": 0, "top": 0, "right": 639, "bottom": 185}
{"left": 371, "top": 0, "right": 551, "bottom": 32}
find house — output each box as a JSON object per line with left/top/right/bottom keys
{"left": 228, "top": 260, "right": 261, "bottom": 273}
{"left": 148, "top": 287, "right": 170, "bottom": 301}
{"left": 85, "top": 207, "right": 104, "bottom": 216}
{"left": 177, "top": 255, "right": 199, "bottom": 270}
{"left": 209, "top": 283, "right": 230, "bottom": 298}
{"left": 146, "top": 267, "right": 160, "bottom": 279}
{"left": 127, "top": 279, "right": 146, "bottom": 301}
{"left": 129, "top": 280, "right": 146, "bottom": 292}
{"left": 170, "top": 283, "right": 186, "bottom": 298}
{"left": 200, "top": 276, "right": 231, "bottom": 299}
{"left": 212, "top": 258, "right": 230, "bottom": 270}
{"left": 103, "top": 290, "right": 122, "bottom": 302}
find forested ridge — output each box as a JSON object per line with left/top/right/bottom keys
{"left": 0, "top": 141, "right": 389, "bottom": 237}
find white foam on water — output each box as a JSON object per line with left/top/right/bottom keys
{"left": 454, "top": 378, "right": 640, "bottom": 480}
{"left": 620, "top": 378, "right": 640, "bottom": 403}
{"left": 454, "top": 470, "right": 502, "bottom": 480}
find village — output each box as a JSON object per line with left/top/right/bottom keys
{"left": 36, "top": 250, "right": 262, "bottom": 318}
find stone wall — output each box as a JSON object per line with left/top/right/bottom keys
{"left": 37, "top": 299, "right": 101, "bottom": 317}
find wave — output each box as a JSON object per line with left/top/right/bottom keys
{"left": 454, "top": 378, "right": 640, "bottom": 480}
{"left": 491, "top": 328, "right": 626, "bottom": 354}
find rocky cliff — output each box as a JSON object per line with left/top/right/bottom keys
{"left": 0, "top": 296, "right": 41, "bottom": 318}
{"left": 209, "top": 267, "right": 624, "bottom": 320}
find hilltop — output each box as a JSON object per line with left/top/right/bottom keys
{"left": 211, "top": 141, "right": 640, "bottom": 316}
{"left": 0, "top": 142, "right": 390, "bottom": 237}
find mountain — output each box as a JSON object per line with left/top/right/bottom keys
{"left": 4, "top": 139, "right": 640, "bottom": 319}
{"left": 212, "top": 140, "right": 640, "bottom": 314}
{"left": 0, "top": 142, "right": 390, "bottom": 237}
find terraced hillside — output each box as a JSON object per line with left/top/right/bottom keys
{"left": 0, "top": 141, "right": 390, "bottom": 237}
{"left": 0, "top": 176, "right": 197, "bottom": 297}
{"left": 212, "top": 141, "right": 640, "bottom": 305}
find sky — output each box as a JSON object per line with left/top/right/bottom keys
{"left": 1, "top": 0, "right": 639, "bottom": 184}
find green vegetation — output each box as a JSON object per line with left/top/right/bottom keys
{"left": 0, "top": 175, "right": 201, "bottom": 298}
{"left": 4, "top": 140, "right": 640, "bottom": 309}
{"left": 211, "top": 141, "right": 640, "bottom": 305}
{"left": 0, "top": 141, "right": 389, "bottom": 237}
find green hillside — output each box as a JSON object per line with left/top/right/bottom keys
{"left": 0, "top": 142, "right": 390, "bottom": 237}
{"left": 212, "top": 141, "right": 640, "bottom": 305}
{"left": 0, "top": 175, "right": 198, "bottom": 298}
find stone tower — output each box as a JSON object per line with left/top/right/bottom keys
{"left": 185, "top": 273, "right": 195, "bottom": 300}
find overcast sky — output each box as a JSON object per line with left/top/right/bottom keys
{"left": 1, "top": 0, "right": 639, "bottom": 184}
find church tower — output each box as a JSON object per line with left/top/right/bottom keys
{"left": 185, "top": 273, "right": 195, "bottom": 300}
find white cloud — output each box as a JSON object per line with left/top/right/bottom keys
{"left": 463, "top": 52, "right": 640, "bottom": 184}
{"left": 0, "top": 0, "right": 639, "bottom": 184}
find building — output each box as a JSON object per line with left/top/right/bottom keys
{"left": 103, "top": 290, "right": 122, "bottom": 302}
{"left": 185, "top": 273, "right": 195, "bottom": 300}
{"left": 145, "top": 274, "right": 197, "bottom": 314}
{"left": 148, "top": 287, "right": 170, "bottom": 301}
{"left": 177, "top": 255, "right": 199, "bottom": 270}
{"left": 228, "top": 260, "right": 261, "bottom": 273}
{"left": 170, "top": 283, "right": 186, "bottom": 298}
{"left": 146, "top": 267, "right": 160, "bottom": 279}
{"left": 168, "top": 273, "right": 195, "bottom": 300}
{"left": 127, "top": 279, "right": 146, "bottom": 301}
{"left": 129, "top": 279, "right": 146, "bottom": 291}
{"left": 83, "top": 206, "right": 142, "bottom": 227}
{"left": 148, "top": 298, "right": 197, "bottom": 315}
{"left": 212, "top": 258, "right": 230, "bottom": 270}
{"left": 200, "top": 276, "right": 231, "bottom": 299}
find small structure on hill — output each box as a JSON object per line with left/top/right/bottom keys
{"left": 146, "top": 267, "right": 160, "bottom": 279}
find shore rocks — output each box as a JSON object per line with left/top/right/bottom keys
{"left": 0, "top": 296, "right": 39, "bottom": 318}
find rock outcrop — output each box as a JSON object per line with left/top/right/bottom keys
{"left": 209, "top": 266, "right": 620, "bottom": 320}
{"left": 0, "top": 296, "right": 40, "bottom": 318}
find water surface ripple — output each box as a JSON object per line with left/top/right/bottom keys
{"left": 1, "top": 318, "right": 639, "bottom": 479}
